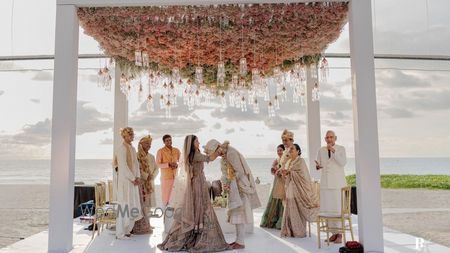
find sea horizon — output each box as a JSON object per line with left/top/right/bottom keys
{"left": 1, "top": 157, "right": 449, "bottom": 185}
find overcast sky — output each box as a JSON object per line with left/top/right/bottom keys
{"left": 1, "top": 0, "right": 450, "bottom": 159}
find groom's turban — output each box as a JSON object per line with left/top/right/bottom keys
{"left": 281, "top": 129, "right": 294, "bottom": 140}
{"left": 203, "top": 139, "right": 221, "bottom": 154}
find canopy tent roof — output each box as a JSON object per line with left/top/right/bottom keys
{"left": 78, "top": 2, "right": 348, "bottom": 84}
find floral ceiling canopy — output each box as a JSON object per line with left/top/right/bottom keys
{"left": 78, "top": 2, "right": 348, "bottom": 78}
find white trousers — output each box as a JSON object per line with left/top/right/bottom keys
{"left": 236, "top": 224, "right": 246, "bottom": 245}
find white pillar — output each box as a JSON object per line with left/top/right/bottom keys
{"left": 305, "top": 65, "right": 321, "bottom": 180}
{"left": 48, "top": 4, "right": 79, "bottom": 253}
{"left": 349, "top": 0, "right": 384, "bottom": 252}
{"left": 112, "top": 65, "right": 128, "bottom": 201}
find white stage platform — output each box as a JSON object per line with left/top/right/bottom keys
{"left": 1, "top": 210, "right": 448, "bottom": 253}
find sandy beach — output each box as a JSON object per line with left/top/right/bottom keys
{"left": 0, "top": 184, "right": 449, "bottom": 249}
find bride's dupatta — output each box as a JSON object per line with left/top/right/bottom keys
{"left": 169, "top": 135, "right": 195, "bottom": 233}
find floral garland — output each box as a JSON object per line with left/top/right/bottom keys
{"left": 78, "top": 3, "right": 348, "bottom": 86}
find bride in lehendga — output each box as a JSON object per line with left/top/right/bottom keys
{"left": 157, "top": 135, "right": 230, "bottom": 252}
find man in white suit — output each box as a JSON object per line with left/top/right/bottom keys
{"left": 315, "top": 130, "right": 347, "bottom": 244}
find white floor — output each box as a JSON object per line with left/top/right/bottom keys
{"left": 1, "top": 210, "right": 448, "bottom": 253}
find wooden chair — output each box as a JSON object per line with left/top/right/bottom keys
{"left": 307, "top": 180, "right": 320, "bottom": 237}
{"left": 317, "top": 186, "right": 354, "bottom": 248}
{"left": 91, "top": 182, "right": 116, "bottom": 239}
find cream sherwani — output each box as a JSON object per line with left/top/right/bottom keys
{"left": 223, "top": 146, "right": 261, "bottom": 245}
{"left": 142, "top": 153, "right": 159, "bottom": 210}
{"left": 317, "top": 144, "right": 347, "bottom": 220}
{"left": 116, "top": 143, "right": 143, "bottom": 239}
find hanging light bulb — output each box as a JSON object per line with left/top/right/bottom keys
{"left": 165, "top": 100, "right": 172, "bottom": 118}
{"left": 239, "top": 57, "right": 247, "bottom": 76}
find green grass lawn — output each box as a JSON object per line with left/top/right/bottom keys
{"left": 346, "top": 174, "right": 450, "bottom": 190}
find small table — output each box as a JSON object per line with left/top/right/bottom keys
{"left": 73, "top": 185, "right": 95, "bottom": 218}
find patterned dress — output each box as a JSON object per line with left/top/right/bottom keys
{"left": 157, "top": 151, "right": 230, "bottom": 252}
{"left": 260, "top": 158, "right": 285, "bottom": 229}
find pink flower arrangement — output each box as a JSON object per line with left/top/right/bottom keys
{"left": 78, "top": 3, "right": 348, "bottom": 82}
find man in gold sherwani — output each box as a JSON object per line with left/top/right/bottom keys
{"left": 204, "top": 139, "right": 261, "bottom": 250}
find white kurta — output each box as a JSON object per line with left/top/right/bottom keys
{"left": 316, "top": 144, "right": 347, "bottom": 215}
{"left": 115, "top": 143, "right": 143, "bottom": 239}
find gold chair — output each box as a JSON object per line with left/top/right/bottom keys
{"left": 307, "top": 180, "right": 320, "bottom": 237}
{"left": 91, "top": 182, "right": 116, "bottom": 239}
{"left": 317, "top": 186, "right": 354, "bottom": 248}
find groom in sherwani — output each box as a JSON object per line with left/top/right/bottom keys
{"left": 204, "top": 139, "right": 261, "bottom": 250}
{"left": 315, "top": 130, "right": 347, "bottom": 243}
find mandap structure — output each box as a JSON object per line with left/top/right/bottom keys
{"left": 49, "top": 1, "right": 384, "bottom": 253}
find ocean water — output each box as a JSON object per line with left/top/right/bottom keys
{"left": 0, "top": 158, "right": 449, "bottom": 185}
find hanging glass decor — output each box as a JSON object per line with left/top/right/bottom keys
{"left": 217, "top": 61, "right": 226, "bottom": 87}
{"left": 312, "top": 82, "right": 320, "bottom": 102}
{"left": 239, "top": 57, "right": 247, "bottom": 76}
{"left": 135, "top": 50, "right": 142, "bottom": 66}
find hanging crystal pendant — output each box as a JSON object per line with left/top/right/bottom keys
{"left": 135, "top": 50, "right": 142, "bottom": 66}
{"left": 251, "top": 68, "right": 261, "bottom": 87}
{"left": 142, "top": 52, "right": 150, "bottom": 68}
{"left": 220, "top": 91, "right": 227, "bottom": 109}
{"left": 195, "top": 66, "right": 203, "bottom": 84}
{"left": 217, "top": 61, "right": 226, "bottom": 87}
{"left": 274, "top": 95, "right": 280, "bottom": 110}
{"left": 268, "top": 102, "right": 276, "bottom": 117}
{"left": 146, "top": 95, "right": 154, "bottom": 112}
{"left": 320, "top": 57, "right": 329, "bottom": 85}
{"left": 312, "top": 83, "right": 320, "bottom": 101}
{"left": 252, "top": 99, "right": 259, "bottom": 114}
{"left": 138, "top": 82, "right": 144, "bottom": 103}
{"left": 240, "top": 96, "right": 247, "bottom": 112}
{"left": 160, "top": 95, "right": 165, "bottom": 109}
{"left": 231, "top": 74, "right": 239, "bottom": 88}
{"left": 239, "top": 58, "right": 247, "bottom": 76}
{"left": 165, "top": 100, "right": 172, "bottom": 118}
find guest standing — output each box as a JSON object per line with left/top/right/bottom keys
{"left": 114, "top": 127, "right": 143, "bottom": 239}
{"left": 156, "top": 134, "right": 180, "bottom": 207}
{"left": 281, "top": 144, "right": 319, "bottom": 238}
{"left": 133, "top": 135, "right": 158, "bottom": 234}
{"left": 316, "top": 130, "right": 347, "bottom": 243}
{"left": 260, "top": 144, "right": 285, "bottom": 229}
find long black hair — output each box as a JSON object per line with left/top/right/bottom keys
{"left": 277, "top": 144, "right": 285, "bottom": 151}
{"left": 188, "top": 135, "right": 198, "bottom": 165}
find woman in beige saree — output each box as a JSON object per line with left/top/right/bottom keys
{"left": 157, "top": 135, "right": 230, "bottom": 252}
{"left": 281, "top": 144, "right": 319, "bottom": 238}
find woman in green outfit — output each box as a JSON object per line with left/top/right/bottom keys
{"left": 260, "top": 144, "right": 286, "bottom": 229}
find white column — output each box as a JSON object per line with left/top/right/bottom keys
{"left": 48, "top": 4, "right": 79, "bottom": 253}
{"left": 349, "top": 0, "right": 384, "bottom": 252}
{"left": 305, "top": 65, "right": 321, "bottom": 180}
{"left": 112, "top": 65, "right": 128, "bottom": 201}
